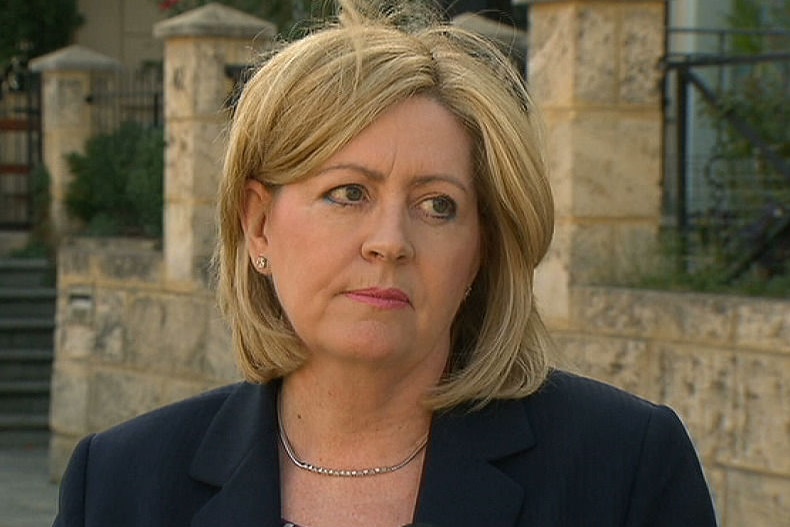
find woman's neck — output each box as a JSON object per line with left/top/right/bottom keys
{"left": 278, "top": 360, "right": 438, "bottom": 468}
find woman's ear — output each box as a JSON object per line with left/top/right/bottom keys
{"left": 241, "top": 179, "right": 273, "bottom": 262}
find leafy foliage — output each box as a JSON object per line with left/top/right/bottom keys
{"left": 66, "top": 122, "right": 164, "bottom": 238}
{"left": 670, "top": 0, "right": 790, "bottom": 293}
{"left": 0, "top": 0, "right": 83, "bottom": 76}
{"left": 628, "top": 0, "right": 790, "bottom": 296}
{"left": 10, "top": 163, "right": 54, "bottom": 259}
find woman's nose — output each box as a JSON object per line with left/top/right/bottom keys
{"left": 360, "top": 205, "right": 415, "bottom": 263}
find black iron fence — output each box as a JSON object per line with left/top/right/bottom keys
{"left": 90, "top": 65, "right": 164, "bottom": 134}
{"left": 662, "top": 28, "right": 790, "bottom": 283}
{"left": 0, "top": 71, "right": 42, "bottom": 229}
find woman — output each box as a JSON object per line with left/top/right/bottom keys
{"left": 53, "top": 1, "right": 717, "bottom": 526}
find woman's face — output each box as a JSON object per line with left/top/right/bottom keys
{"left": 245, "top": 96, "right": 481, "bottom": 374}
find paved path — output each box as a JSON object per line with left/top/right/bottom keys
{"left": 0, "top": 447, "right": 58, "bottom": 527}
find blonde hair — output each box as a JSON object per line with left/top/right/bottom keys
{"left": 215, "top": 0, "right": 555, "bottom": 409}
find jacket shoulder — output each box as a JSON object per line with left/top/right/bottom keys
{"left": 528, "top": 369, "right": 662, "bottom": 423}
{"left": 82, "top": 382, "right": 257, "bottom": 478}
{"left": 515, "top": 370, "right": 717, "bottom": 525}
{"left": 94, "top": 383, "right": 241, "bottom": 446}
{"left": 516, "top": 370, "right": 687, "bottom": 486}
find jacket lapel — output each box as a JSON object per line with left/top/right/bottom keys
{"left": 189, "top": 381, "right": 282, "bottom": 527}
{"left": 186, "top": 382, "right": 535, "bottom": 527}
{"left": 413, "top": 399, "right": 535, "bottom": 527}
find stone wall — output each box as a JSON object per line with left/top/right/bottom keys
{"left": 50, "top": 238, "right": 235, "bottom": 477}
{"left": 529, "top": 0, "right": 666, "bottom": 323}
{"left": 555, "top": 287, "right": 790, "bottom": 527}
{"left": 51, "top": 243, "right": 790, "bottom": 526}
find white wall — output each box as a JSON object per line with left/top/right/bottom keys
{"left": 75, "top": 0, "right": 166, "bottom": 70}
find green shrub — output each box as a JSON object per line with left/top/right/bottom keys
{"left": 9, "top": 163, "right": 54, "bottom": 260}
{"left": 66, "top": 122, "right": 164, "bottom": 237}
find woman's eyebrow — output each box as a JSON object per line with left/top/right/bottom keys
{"left": 411, "top": 175, "right": 471, "bottom": 195}
{"left": 317, "top": 164, "right": 470, "bottom": 194}
{"left": 316, "top": 163, "right": 385, "bottom": 181}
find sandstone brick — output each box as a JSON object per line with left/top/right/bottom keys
{"left": 575, "top": 4, "right": 617, "bottom": 104}
{"left": 124, "top": 294, "right": 209, "bottom": 376}
{"left": 87, "top": 370, "right": 167, "bottom": 430}
{"left": 725, "top": 470, "right": 790, "bottom": 527}
{"left": 542, "top": 112, "right": 575, "bottom": 217}
{"left": 528, "top": 4, "right": 574, "bottom": 106}
{"left": 58, "top": 244, "right": 92, "bottom": 279}
{"left": 568, "top": 223, "right": 660, "bottom": 286}
{"left": 163, "top": 199, "right": 195, "bottom": 283}
{"left": 553, "top": 332, "right": 658, "bottom": 400}
{"left": 203, "top": 311, "right": 239, "bottom": 381}
{"left": 568, "top": 224, "right": 614, "bottom": 285}
{"left": 573, "top": 287, "right": 743, "bottom": 345}
{"left": 572, "top": 287, "right": 674, "bottom": 337}
{"left": 726, "top": 353, "right": 790, "bottom": 476}
{"left": 571, "top": 114, "right": 662, "bottom": 219}
{"left": 619, "top": 5, "right": 664, "bottom": 105}
{"left": 50, "top": 366, "right": 90, "bottom": 436}
{"left": 58, "top": 324, "right": 95, "bottom": 361}
{"left": 164, "top": 39, "right": 243, "bottom": 119}
{"left": 92, "top": 289, "right": 126, "bottom": 363}
{"left": 672, "top": 294, "right": 736, "bottom": 344}
{"left": 62, "top": 285, "right": 95, "bottom": 326}
{"left": 192, "top": 203, "right": 219, "bottom": 284}
{"left": 657, "top": 343, "right": 737, "bottom": 465}
{"left": 164, "top": 120, "right": 226, "bottom": 202}
{"left": 161, "top": 377, "right": 221, "bottom": 405}
{"left": 534, "top": 223, "right": 572, "bottom": 325}
{"left": 96, "top": 242, "right": 162, "bottom": 283}
{"left": 734, "top": 299, "right": 790, "bottom": 353}
{"left": 611, "top": 223, "right": 662, "bottom": 284}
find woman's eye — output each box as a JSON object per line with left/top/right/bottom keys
{"left": 418, "top": 196, "right": 457, "bottom": 219}
{"left": 325, "top": 184, "right": 366, "bottom": 205}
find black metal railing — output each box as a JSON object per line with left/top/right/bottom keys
{"left": 0, "top": 71, "right": 42, "bottom": 229}
{"left": 663, "top": 28, "right": 790, "bottom": 283}
{"left": 89, "top": 65, "right": 164, "bottom": 134}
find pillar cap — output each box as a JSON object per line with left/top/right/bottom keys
{"left": 452, "top": 13, "right": 528, "bottom": 49}
{"left": 153, "top": 2, "right": 276, "bottom": 40}
{"left": 29, "top": 45, "right": 122, "bottom": 73}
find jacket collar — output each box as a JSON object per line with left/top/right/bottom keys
{"left": 414, "top": 399, "right": 536, "bottom": 527}
{"left": 188, "top": 382, "right": 536, "bottom": 527}
{"left": 189, "top": 381, "right": 282, "bottom": 527}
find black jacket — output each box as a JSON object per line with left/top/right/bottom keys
{"left": 53, "top": 370, "right": 718, "bottom": 526}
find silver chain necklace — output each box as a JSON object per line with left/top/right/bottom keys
{"left": 277, "top": 401, "right": 428, "bottom": 477}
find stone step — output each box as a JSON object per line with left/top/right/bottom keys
{"left": 0, "top": 413, "right": 49, "bottom": 431}
{"left": 0, "top": 318, "right": 55, "bottom": 349}
{"left": 0, "top": 380, "right": 51, "bottom": 415}
{"left": 0, "top": 349, "right": 53, "bottom": 382}
{"left": 0, "top": 288, "right": 57, "bottom": 318}
{"left": 0, "top": 430, "right": 50, "bottom": 448}
{"left": 0, "top": 413, "right": 50, "bottom": 448}
{"left": 0, "top": 259, "right": 55, "bottom": 288}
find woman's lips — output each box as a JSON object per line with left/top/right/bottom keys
{"left": 344, "top": 288, "right": 411, "bottom": 309}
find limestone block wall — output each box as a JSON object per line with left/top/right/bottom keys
{"left": 530, "top": 0, "right": 666, "bottom": 323}
{"left": 50, "top": 238, "right": 236, "bottom": 478}
{"left": 555, "top": 287, "right": 790, "bottom": 527}
{"left": 49, "top": 3, "right": 274, "bottom": 478}
{"left": 50, "top": 244, "right": 790, "bottom": 527}
{"left": 29, "top": 45, "right": 122, "bottom": 239}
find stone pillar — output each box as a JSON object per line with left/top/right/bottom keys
{"left": 528, "top": 0, "right": 666, "bottom": 324}
{"left": 153, "top": 4, "right": 276, "bottom": 287}
{"left": 29, "top": 45, "right": 121, "bottom": 240}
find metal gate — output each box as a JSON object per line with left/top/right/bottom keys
{"left": 0, "top": 71, "right": 42, "bottom": 229}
